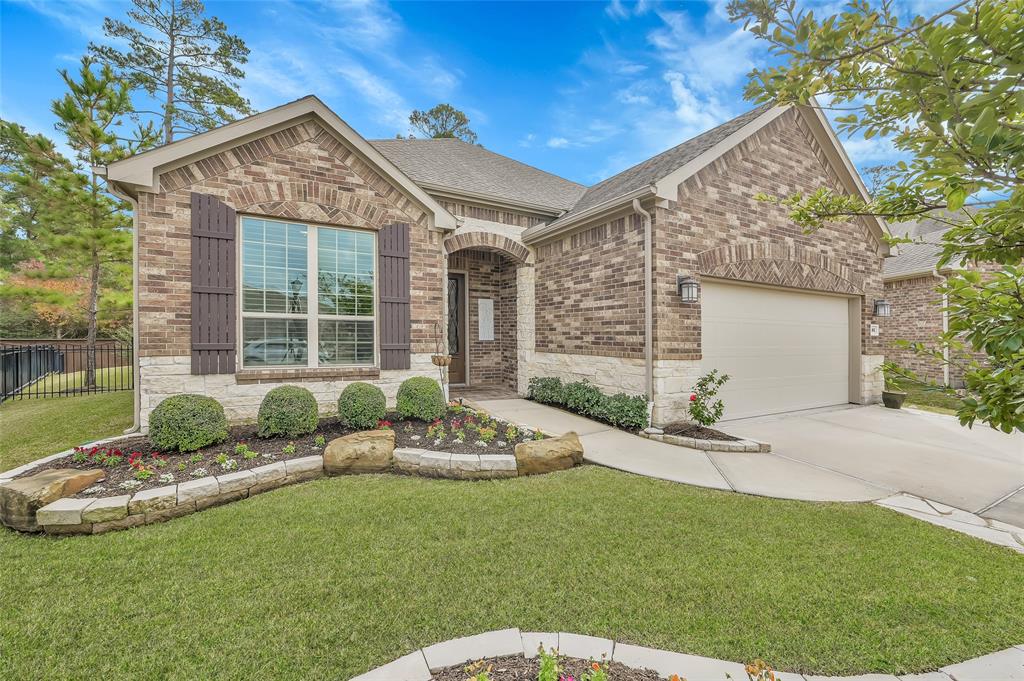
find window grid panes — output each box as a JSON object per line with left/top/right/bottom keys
{"left": 240, "top": 217, "right": 375, "bottom": 369}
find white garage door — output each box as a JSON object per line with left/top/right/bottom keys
{"left": 701, "top": 281, "right": 850, "bottom": 420}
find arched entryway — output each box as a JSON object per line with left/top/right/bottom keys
{"left": 444, "top": 231, "right": 531, "bottom": 399}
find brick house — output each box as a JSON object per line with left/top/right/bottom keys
{"left": 101, "top": 96, "right": 890, "bottom": 429}
{"left": 882, "top": 209, "right": 987, "bottom": 387}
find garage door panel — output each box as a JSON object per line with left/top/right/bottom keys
{"left": 701, "top": 282, "right": 850, "bottom": 420}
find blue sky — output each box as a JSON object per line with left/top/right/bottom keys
{"left": 0, "top": 0, "right": 902, "bottom": 187}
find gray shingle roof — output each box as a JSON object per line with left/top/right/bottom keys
{"left": 883, "top": 207, "right": 982, "bottom": 278}
{"left": 369, "top": 138, "right": 586, "bottom": 212}
{"left": 559, "top": 104, "right": 774, "bottom": 220}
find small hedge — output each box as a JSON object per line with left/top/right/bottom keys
{"left": 528, "top": 376, "right": 649, "bottom": 430}
{"left": 149, "top": 394, "right": 229, "bottom": 452}
{"left": 396, "top": 376, "right": 446, "bottom": 421}
{"left": 338, "top": 382, "right": 387, "bottom": 430}
{"left": 257, "top": 385, "right": 319, "bottom": 438}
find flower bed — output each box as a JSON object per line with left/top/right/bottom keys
{"left": 432, "top": 653, "right": 661, "bottom": 681}
{"left": 11, "top": 404, "right": 542, "bottom": 498}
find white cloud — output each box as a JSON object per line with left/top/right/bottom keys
{"left": 11, "top": 0, "right": 112, "bottom": 41}
{"left": 547, "top": 137, "right": 570, "bottom": 149}
{"left": 605, "top": 0, "right": 650, "bottom": 20}
{"left": 518, "top": 133, "right": 536, "bottom": 148}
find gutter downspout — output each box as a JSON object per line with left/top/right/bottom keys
{"left": 106, "top": 177, "right": 142, "bottom": 434}
{"left": 632, "top": 198, "right": 655, "bottom": 423}
{"left": 933, "top": 268, "right": 950, "bottom": 387}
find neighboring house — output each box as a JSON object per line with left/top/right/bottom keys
{"left": 101, "top": 95, "right": 890, "bottom": 429}
{"left": 882, "top": 208, "right": 988, "bottom": 387}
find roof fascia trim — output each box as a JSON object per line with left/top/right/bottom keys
{"left": 417, "top": 183, "right": 566, "bottom": 217}
{"left": 103, "top": 96, "right": 457, "bottom": 230}
{"left": 522, "top": 185, "right": 657, "bottom": 244}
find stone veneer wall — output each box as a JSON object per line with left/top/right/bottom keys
{"left": 447, "top": 249, "right": 517, "bottom": 389}
{"left": 881, "top": 275, "right": 947, "bottom": 384}
{"left": 533, "top": 213, "right": 645, "bottom": 358}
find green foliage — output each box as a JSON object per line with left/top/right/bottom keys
{"left": 89, "top": 0, "right": 252, "bottom": 144}
{"left": 396, "top": 376, "right": 445, "bottom": 422}
{"left": 727, "top": 0, "right": 1024, "bottom": 432}
{"left": 527, "top": 376, "right": 565, "bottom": 405}
{"left": 257, "top": 385, "right": 319, "bottom": 438}
{"left": 537, "top": 647, "right": 562, "bottom": 681}
{"left": 528, "top": 376, "right": 649, "bottom": 430}
{"left": 688, "top": 370, "right": 730, "bottom": 427}
{"left": 408, "top": 103, "right": 478, "bottom": 144}
{"left": 149, "top": 394, "right": 228, "bottom": 452}
{"left": 337, "top": 382, "right": 387, "bottom": 430}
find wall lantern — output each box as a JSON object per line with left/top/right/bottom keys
{"left": 677, "top": 275, "right": 699, "bottom": 303}
{"left": 873, "top": 299, "right": 892, "bottom": 317}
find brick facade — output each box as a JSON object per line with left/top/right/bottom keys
{"left": 534, "top": 213, "right": 646, "bottom": 359}
{"left": 652, "top": 108, "right": 885, "bottom": 361}
{"left": 437, "top": 199, "right": 548, "bottom": 228}
{"left": 881, "top": 275, "right": 946, "bottom": 384}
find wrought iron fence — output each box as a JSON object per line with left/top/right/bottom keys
{"left": 0, "top": 342, "right": 134, "bottom": 402}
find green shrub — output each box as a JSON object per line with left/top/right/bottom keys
{"left": 257, "top": 385, "right": 319, "bottom": 438}
{"left": 396, "top": 376, "right": 446, "bottom": 421}
{"left": 149, "top": 394, "right": 229, "bottom": 452}
{"left": 602, "top": 393, "right": 649, "bottom": 430}
{"left": 528, "top": 377, "right": 564, "bottom": 404}
{"left": 338, "top": 382, "right": 387, "bottom": 430}
{"left": 563, "top": 380, "right": 604, "bottom": 416}
{"left": 688, "top": 369, "right": 730, "bottom": 427}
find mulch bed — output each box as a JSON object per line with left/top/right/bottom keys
{"left": 15, "top": 405, "right": 539, "bottom": 498}
{"left": 431, "top": 653, "right": 662, "bottom": 681}
{"left": 660, "top": 422, "right": 739, "bottom": 441}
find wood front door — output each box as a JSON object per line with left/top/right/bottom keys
{"left": 447, "top": 273, "right": 467, "bottom": 384}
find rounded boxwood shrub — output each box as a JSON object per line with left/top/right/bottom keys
{"left": 257, "top": 385, "right": 319, "bottom": 438}
{"left": 396, "top": 376, "right": 446, "bottom": 422}
{"left": 338, "top": 382, "right": 387, "bottom": 430}
{"left": 149, "top": 394, "right": 228, "bottom": 452}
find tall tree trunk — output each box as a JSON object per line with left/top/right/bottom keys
{"left": 163, "top": 2, "right": 176, "bottom": 143}
{"left": 85, "top": 251, "right": 100, "bottom": 391}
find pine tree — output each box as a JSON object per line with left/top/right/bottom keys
{"left": 408, "top": 104, "right": 478, "bottom": 144}
{"left": 90, "top": 0, "right": 252, "bottom": 144}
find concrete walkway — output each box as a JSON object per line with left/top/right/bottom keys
{"left": 351, "top": 627, "right": 1024, "bottom": 681}
{"left": 472, "top": 398, "right": 1024, "bottom": 551}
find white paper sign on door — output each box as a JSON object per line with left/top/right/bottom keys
{"left": 478, "top": 298, "right": 494, "bottom": 341}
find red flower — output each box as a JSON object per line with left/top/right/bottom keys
{"left": 689, "top": 394, "right": 697, "bottom": 402}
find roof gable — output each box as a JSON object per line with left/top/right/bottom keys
{"left": 101, "top": 96, "right": 457, "bottom": 230}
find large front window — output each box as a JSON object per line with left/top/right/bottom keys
{"left": 241, "top": 217, "right": 375, "bottom": 368}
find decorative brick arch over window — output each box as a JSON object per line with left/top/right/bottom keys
{"left": 227, "top": 181, "right": 390, "bottom": 229}
{"left": 444, "top": 230, "right": 533, "bottom": 264}
{"left": 697, "top": 242, "right": 864, "bottom": 295}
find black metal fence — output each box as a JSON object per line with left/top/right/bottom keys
{"left": 0, "top": 342, "right": 134, "bottom": 402}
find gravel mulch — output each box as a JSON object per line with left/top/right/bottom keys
{"left": 661, "top": 421, "right": 739, "bottom": 441}
{"left": 431, "top": 653, "right": 663, "bottom": 681}
{"left": 15, "top": 405, "right": 541, "bottom": 498}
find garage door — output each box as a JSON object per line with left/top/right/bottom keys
{"left": 701, "top": 281, "right": 850, "bottom": 420}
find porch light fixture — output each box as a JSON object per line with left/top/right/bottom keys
{"left": 873, "top": 299, "right": 892, "bottom": 317}
{"left": 677, "top": 275, "right": 699, "bottom": 303}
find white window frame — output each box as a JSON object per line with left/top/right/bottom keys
{"left": 237, "top": 215, "right": 377, "bottom": 370}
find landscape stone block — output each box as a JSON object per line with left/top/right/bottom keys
{"left": 514, "top": 432, "right": 583, "bottom": 476}
{"left": 128, "top": 485, "right": 178, "bottom": 515}
{"left": 0, "top": 468, "right": 105, "bottom": 531}
{"left": 217, "top": 470, "right": 255, "bottom": 495}
{"left": 177, "top": 477, "right": 219, "bottom": 505}
{"left": 324, "top": 430, "right": 395, "bottom": 474}
{"left": 82, "top": 495, "right": 130, "bottom": 523}
{"left": 422, "top": 628, "right": 523, "bottom": 670}
{"left": 36, "top": 497, "right": 93, "bottom": 526}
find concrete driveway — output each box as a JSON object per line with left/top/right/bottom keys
{"left": 728, "top": 405, "right": 1024, "bottom": 526}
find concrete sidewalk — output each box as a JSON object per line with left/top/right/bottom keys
{"left": 472, "top": 398, "right": 1024, "bottom": 552}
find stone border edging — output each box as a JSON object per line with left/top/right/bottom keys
{"left": 639, "top": 429, "right": 771, "bottom": 453}
{"left": 394, "top": 448, "right": 518, "bottom": 479}
{"left": 350, "top": 628, "right": 1024, "bottom": 681}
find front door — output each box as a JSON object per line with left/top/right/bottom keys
{"left": 447, "top": 273, "right": 467, "bottom": 384}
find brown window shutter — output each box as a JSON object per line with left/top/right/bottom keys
{"left": 190, "top": 193, "right": 237, "bottom": 375}
{"left": 378, "top": 223, "right": 411, "bottom": 370}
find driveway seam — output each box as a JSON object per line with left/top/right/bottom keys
{"left": 702, "top": 450, "right": 736, "bottom": 492}
{"left": 974, "top": 483, "right": 1024, "bottom": 516}
{"left": 772, "top": 452, "right": 898, "bottom": 494}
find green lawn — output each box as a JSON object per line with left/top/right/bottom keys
{"left": 1, "top": 467, "right": 1021, "bottom": 679}
{"left": 902, "top": 383, "right": 963, "bottom": 415}
{"left": 0, "top": 391, "right": 133, "bottom": 472}
{"left": 30, "top": 365, "right": 133, "bottom": 393}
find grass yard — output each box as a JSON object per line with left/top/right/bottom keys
{"left": 2, "top": 466, "right": 1022, "bottom": 679}
{"left": 0, "top": 391, "right": 133, "bottom": 472}
{"left": 902, "top": 383, "right": 963, "bottom": 415}
{"left": 31, "top": 365, "right": 133, "bottom": 393}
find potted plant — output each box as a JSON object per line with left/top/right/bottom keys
{"left": 881, "top": 364, "right": 907, "bottom": 409}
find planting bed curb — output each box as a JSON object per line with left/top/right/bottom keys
{"left": 350, "top": 628, "right": 1024, "bottom": 681}
{"left": 1, "top": 431, "right": 584, "bottom": 536}
{"left": 639, "top": 429, "right": 771, "bottom": 453}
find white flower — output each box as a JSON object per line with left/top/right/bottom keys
{"left": 82, "top": 485, "right": 107, "bottom": 495}
{"left": 158, "top": 473, "right": 174, "bottom": 484}
{"left": 474, "top": 440, "right": 488, "bottom": 448}
{"left": 191, "top": 467, "right": 208, "bottom": 478}
{"left": 433, "top": 439, "right": 443, "bottom": 447}
{"left": 119, "top": 480, "right": 143, "bottom": 490}
{"left": 496, "top": 440, "right": 507, "bottom": 447}
{"left": 220, "top": 459, "right": 238, "bottom": 471}
{"left": 410, "top": 434, "right": 421, "bottom": 441}
{"left": 261, "top": 452, "right": 275, "bottom": 459}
